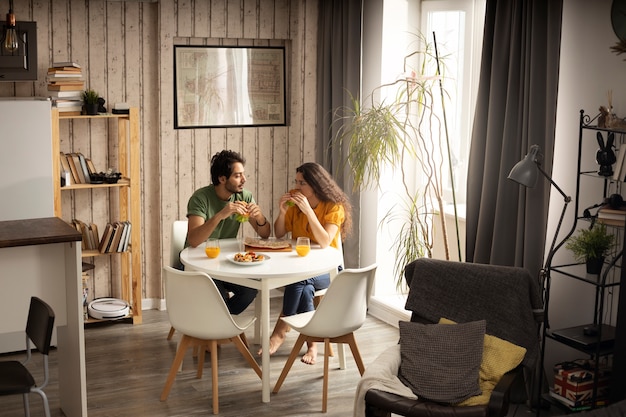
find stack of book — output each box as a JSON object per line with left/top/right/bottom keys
{"left": 47, "top": 62, "right": 84, "bottom": 115}
{"left": 99, "top": 221, "right": 132, "bottom": 253}
{"left": 597, "top": 204, "right": 626, "bottom": 226}
{"left": 60, "top": 152, "right": 97, "bottom": 185}
{"left": 71, "top": 219, "right": 100, "bottom": 251}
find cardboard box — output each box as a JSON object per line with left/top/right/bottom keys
{"left": 553, "top": 359, "right": 611, "bottom": 407}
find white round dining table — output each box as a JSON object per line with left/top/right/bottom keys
{"left": 180, "top": 238, "right": 343, "bottom": 403}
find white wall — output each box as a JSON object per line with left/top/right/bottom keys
{"left": 547, "top": 0, "right": 626, "bottom": 370}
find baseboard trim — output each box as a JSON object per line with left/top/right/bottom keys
{"left": 368, "top": 297, "right": 410, "bottom": 329}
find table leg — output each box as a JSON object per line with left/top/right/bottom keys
{"left": 253, "top": 296, "right": 262, "bottom": 344}
{"left": 261, "top": 282, "right": 271, "bottom": 403}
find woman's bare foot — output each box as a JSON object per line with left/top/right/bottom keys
{"left": 258, "top": 318, "right": 289, "bottom": 356}
{"left": 301, "top": 342, "right": 317, "bottom": 365}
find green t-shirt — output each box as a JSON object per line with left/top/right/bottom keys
{"left": 186, "top": 185, "right": 255, "bottom": 240}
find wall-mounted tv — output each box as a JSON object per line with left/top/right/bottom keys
{"left": 0, "top": 21, "right": 37, "bottom": 82}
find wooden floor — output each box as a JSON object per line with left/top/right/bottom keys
{"left": 0, "top": 296, "right": 556, "bottom": 417}
{"left": 1, "top": 297, "right": 402, "bottom": 417}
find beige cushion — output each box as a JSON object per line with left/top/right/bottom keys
{"left": 398, "top": 320, "right": 485, "bottom": 404}
{"left": 439, "top": 318, "right": 527, "bottom": 406}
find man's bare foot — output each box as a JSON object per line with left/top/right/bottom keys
{"left": 301, "top": 342, "right": 317, "bottom": 365}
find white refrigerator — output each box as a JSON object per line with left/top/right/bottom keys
{"left": 0, "top": 97, "right": 54, "bottom": 221}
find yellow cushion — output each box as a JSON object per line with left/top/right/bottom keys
{"left": 438, "top": 318, "right": 526, "bottom": 406}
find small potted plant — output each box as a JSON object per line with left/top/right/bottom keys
{"left": 565, "top": 223, "right": 615, "bottom": 274}
{"left": 82, "top": 89, "right": 100, "bottom": 115}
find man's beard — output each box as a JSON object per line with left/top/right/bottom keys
{"left": 225, "top": 182, "right": 242, "bottom": 194}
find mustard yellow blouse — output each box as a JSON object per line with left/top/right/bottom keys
{"left": 284, "top": 201, "right": 345, "bottom": 248}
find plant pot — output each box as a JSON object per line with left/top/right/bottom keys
{"left": 83, "top": 103, "right": 99, "bottom": 115}
{"left": 586, "top": 256, "right": 605, "bottom": 275}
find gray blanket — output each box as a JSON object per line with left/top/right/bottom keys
{"left": 404, "top": 258, "right": 543, "bottom": 367}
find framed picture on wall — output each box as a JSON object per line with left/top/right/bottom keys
{"left": 173, "top": 45, "right": 287, "bottom": 129}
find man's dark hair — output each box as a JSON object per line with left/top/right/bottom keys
{"left": 210, "top": 150, "right": 245, "bottom": 185}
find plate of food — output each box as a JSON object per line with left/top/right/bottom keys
{"left": 227, "top": 251, "right": 270, "bottom": 266}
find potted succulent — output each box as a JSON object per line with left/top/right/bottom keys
{"left": 565, "top": 223, "right": 615, "bottom": 274}
{"left": 82, "top": 89, "right": 100, "bottom": 115}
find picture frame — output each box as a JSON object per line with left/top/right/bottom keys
{"left": 174, "top": 45, "right": 287, "bottom": 129}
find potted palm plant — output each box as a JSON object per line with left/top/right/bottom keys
{"left": 82, "top": 89, "right": 100, "bottom": 115}
{"left": 331, "top": 34, "right": 462, "bottom": 288}
{"left": 565, "top": 223, "right": 615, "bottom": 274}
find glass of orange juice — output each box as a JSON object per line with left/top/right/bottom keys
{"left": 295, "top": 237, "right": 311, "bottom": 257}
{"left": 205, "top": 238, "right": 220, "bottom": 258}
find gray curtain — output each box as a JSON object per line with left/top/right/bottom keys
{"left": 316, "top": 0, "right": 362, "bottom": 268}
{"left": 466, "top": 0, "right": 563, "bottom": 279}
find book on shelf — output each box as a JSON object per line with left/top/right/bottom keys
{"left": 108, "top": 222, "right": 125, "bottom": 253}
{"left": 52, "top": 61, "right": 81, "bottom": 69}
{"left": 47, "top": 73, "right": 84, "bottom": 80}
{"left": 86, "top": 159, "right": 97, "bottom": 176}
{"left": 71, "top": 219, "right": 100, "bottom": 251}
{"left": 47, "top": 67, "right": 82, "bottom": 73}
{"left": 98, "top": 223, "right": 114, "bottom": 253}
{"left": 65, "top": 153, "right": 81, "bottom": 183}
{"left": 59, "top": 152, "right": 72, "bottom": 179}
{"left": 54, "top": 99, "right": 82, "bottom": 107}
{"left": 77, "top": 153, "right": 92, "bottom": 184}
{"left": 48, "top": 83, "right": 85, "bottom": 91}
{"left": 117, "top": 221, "right": 131, "bottom": 252}
{"left": 69, "top": 153, "right": 87, "bottom": 184}
{"left": 48, "top": 78, "right": 85, "bottom": 86}
{"left": 613, "top": 147, "right": 626, "bottom": 181}
{"left": 48, "top": 90, "right": 83, "bottom": 99}
{"left": 597, "top": 204, "right": 626, "bottom": 220}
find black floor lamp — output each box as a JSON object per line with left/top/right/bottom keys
{"left": 508, "top": 144, "right": 572, "bottom": 411}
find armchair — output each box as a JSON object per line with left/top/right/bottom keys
{"left": 359, "top": 258, "right": 543, "bottom": 417}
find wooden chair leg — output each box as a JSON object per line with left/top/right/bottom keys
{"left": 346, "top": 333, "right": 365, "bottom": 375}
{"left": 210, "top": 340, "right": 219, "bottom": 414}
{"left": 273, "top": 334, "right": 307, "bottom": 393}
{"left": 322, "top": 338, "right": 330, "bottom": 413}
{"left": 167, "top": 326, "right": 175, "bottom": 340}
{"left": 232, "top": 334, "right": 262, "bottom": 378}
{"left": 161, "top": 334, "right": 192, "bottom": 401}
{"left": 197, "top": 343, "right": 206, "bottom": 378}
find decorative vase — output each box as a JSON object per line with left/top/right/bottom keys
{"left": 586, "top": 256, "right": 605, "bottom": 275}
{"left": 84, "top": 103, "right": 99, "bottom": 115}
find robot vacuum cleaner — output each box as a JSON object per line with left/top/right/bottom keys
{"left": 88, "top": 298, "right": 130, "bottom": 320}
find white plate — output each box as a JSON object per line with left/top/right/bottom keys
{"left": 227, "top": 253, "right": 271, "bottom": 266}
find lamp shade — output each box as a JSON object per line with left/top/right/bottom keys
{"left": 508, "top": 145, "right": 541, "bottom": 188}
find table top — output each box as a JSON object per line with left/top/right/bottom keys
{"left": 0, "top": 217, "right": 81, "bottom": 248}
{"left": 180, "top": 238, "right": 342, "bottom": 289}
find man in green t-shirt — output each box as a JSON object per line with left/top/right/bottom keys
{"left": 185, "top": 150, "right": 271, "bottom": 314}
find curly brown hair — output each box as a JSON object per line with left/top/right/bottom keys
{"left": 296, "top": 162, "right": 353, "bottom": 239}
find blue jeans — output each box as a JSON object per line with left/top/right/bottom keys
{"left": 282, "top": 273, "right": 331, "bottom": 316}
{"left": 214, "top": 280, "right": 258, "bottom": 315}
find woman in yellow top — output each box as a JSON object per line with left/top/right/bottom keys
{"left": 262, "top": 162, "right": 352, "bottom": 364}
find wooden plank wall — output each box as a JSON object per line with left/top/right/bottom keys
{"left": 0, "top": 0, "right": 319, "bottom": 306}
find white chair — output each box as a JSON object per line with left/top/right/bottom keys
{"left": 160, "top": 266, "right": 261, "bottom": 414}
{"left": 166, "top": 219, "right": 188, "bottom": 341}
{"left": 272, "top": 264, "right": 377, "bottom": 413}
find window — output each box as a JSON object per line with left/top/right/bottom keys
{"left": 368, "top": 0, "right": 485, "bottom": 314}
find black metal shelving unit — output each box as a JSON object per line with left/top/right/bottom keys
{"left": 536, "top": 110, "right": 625, "bottom": 414}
